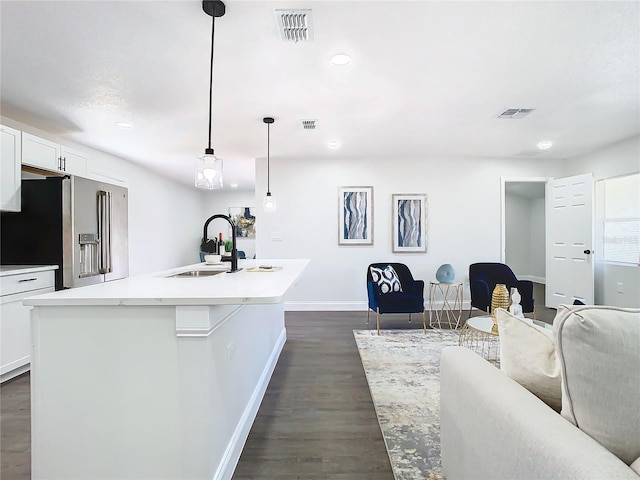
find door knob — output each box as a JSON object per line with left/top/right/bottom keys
{"left": 584, "top": 249, "right": 591, "bottom": 255}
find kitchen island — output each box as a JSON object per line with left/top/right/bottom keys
{"left": 24, "top": 258, "right": 309, "bottom": 480}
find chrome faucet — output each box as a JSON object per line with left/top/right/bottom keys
{"left": 202, "top": 214, "right": 240, "bottom": 272}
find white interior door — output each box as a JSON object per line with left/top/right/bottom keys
{"left": 546, "top": 173, "right": 594, "bottom": 307}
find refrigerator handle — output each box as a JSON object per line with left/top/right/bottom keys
{"left": 98, "top": 190, "right": 113, "bottom": 274}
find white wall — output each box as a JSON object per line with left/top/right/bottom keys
{"left": 505, "top": 192, "right": 546, "bottom": 279}
{"left": 505, "top": 193, "right": 531, "bottom": 275}
{"left": 562, "top": 136, "right": 640, "bottom": 308}
{"left": 562, "top": 135, "right": 640, "bottom": 181}
{"left": 255, "top": 155, "right": 563, "bottom": 310}
{"left": 530, "top": 197, "right": 546, "bottom": 278}
{"left": 2, "top": 116, "right": 208, "bottom": 275}
{"left": 7, "top": 113, "right": 637, "bottom": 308}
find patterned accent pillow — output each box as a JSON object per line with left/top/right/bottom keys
{"left": 370, "top": 265, "right": 403, "bottom": 294}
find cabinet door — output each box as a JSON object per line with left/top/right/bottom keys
{"left": 22, "top": 132, "right": 61, "bottom": 172}
{"left": 0, "top": 292, "right": 32, "bottom": 378}
{"left": 0, "top": 124, "right": 21, "bottom": 211}
{"left": 61, "top": 146, "right": 88, "bottom": 176}
{"left": 1, "top": 284, "right": 54, "bottom": 383}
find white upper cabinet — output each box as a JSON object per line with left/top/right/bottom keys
{"left": 22, "top": 131, "right": 60, "bottom": 171}
{"left": 61, "top": 145, "right": 88, "bottom": 176}
{"left": 1, "top": 124, "right": 22, "bottom": 212}
{"left": 22, "top": 132, "right": 87, "bottom": 176}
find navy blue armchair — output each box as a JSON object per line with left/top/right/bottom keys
{"left": 366, "top": 263, "right": 426, "bottom": 334}
{"left": 468, "top": 262, "right": 535, "bottom": 318}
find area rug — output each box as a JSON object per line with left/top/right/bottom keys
{"left": 353, "top": 329, "right": 460, "bottom": 480}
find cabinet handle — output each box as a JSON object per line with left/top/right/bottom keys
{"left": 18, "top": 278, "right": 38, "bottom": 283}
{"left": 61, "top": 156, "right": 67, "bottom": 171}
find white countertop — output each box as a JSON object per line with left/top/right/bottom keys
{"left": 23, "top": 259, "right": 309, "bottom": 307}
{"left": 0, "top": 265, "right": 59, "bottom": 276}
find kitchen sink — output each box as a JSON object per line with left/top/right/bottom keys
{"left": 168, "top": 270, "right": 226, "bottom": 278}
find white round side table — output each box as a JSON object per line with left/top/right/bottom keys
{"left": 458, "top": 315, "right": 501, "bottom": 365}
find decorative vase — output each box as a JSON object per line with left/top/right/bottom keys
{"left": 491, "top": 283, "right": 509, "bottom": 332}
{"left": 435, "top": 264, "right": 455, "bottom": 283}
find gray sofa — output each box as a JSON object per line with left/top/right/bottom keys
{"left": 440, "top": 305, "right": 640, "bottom": 480}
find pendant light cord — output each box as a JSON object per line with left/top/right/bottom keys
{"left": 263, "top": 116, "right": 274, "bottom": 196}
{"left": 207, "top": 13, "right": 215, "bottom": 151}
{"left": 267, "top": 122, "right": 271, "bottom": 194}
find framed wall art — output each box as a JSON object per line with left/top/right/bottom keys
{"left": 229, "top": 207, "right": 256, "bottom": 238}
{"left": 338, "top": 186, "right": 373, "bottom": 245}
{"left": 392, "top": 193, "right": 427, "bottom": 252}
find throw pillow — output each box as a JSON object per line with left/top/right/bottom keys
{"left": 631, "top": 457, "right": 640, "bottom": 476}
{"left": 496, "top": 308, "right": 561, "bottom": 411}
{"left": 369, "top": 265, "right": 403, "bottom": 294}
{"left": 555, "top": 304, "right": 640, "bottom": 465}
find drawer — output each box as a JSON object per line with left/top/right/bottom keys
{"left": 1, "top": 270, "right": 55, "bottom": 297}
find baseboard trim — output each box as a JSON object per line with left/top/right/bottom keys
{"left": 285, "top": 301, "right": 472, "bottom": 311}
{"left": 214, "top": 327, "right": 287, "bottom": 480}
{"left": 0, "top": 362, "right": 30, "bottom": 384}
{"left": 285, "top": 301, "right": 367, "bottom": 311}
{"left": 517, "top": 274, "right": 546, "bottom": 284}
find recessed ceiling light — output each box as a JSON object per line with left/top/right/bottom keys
{"left": 230, "top": 183, "right": 238, "bottom": 188}
{"left": 330, "top": 53, "right": 351, "bottom": 66}
{"left": 537, "top": 140, "right": 553, "bottom": 150}
{"left": 328, "top": 140, "right": 341, "bottom": 149}
{"left": 116, "top": 122, "right": 133, "bottom": 129}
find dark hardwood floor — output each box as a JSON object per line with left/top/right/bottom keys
{"left": 1, "top": 308, "right": 556, "bottom": 479}
{"left": 0, "top": 368, "right": 30, "bottom": 479}
{"left": 233, "top": 311, "right": 402, "bottom": 480}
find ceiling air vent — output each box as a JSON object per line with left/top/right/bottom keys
{"left": 275, "top": 9, "right": 314, "bottom": 42}
{"left": 497, "top": 108, "right": 535, "bottom": 119}
{"left": 301, "top": 119, "right": 318, "bottom": 130}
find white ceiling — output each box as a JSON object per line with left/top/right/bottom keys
{"left": 2, "top": 1, "right": 639, "bottom": 192}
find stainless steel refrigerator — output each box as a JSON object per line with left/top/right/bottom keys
{"left": 1, "top": 175, "right": 128, "bottom": 289}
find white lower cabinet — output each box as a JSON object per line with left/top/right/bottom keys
{"left": 0, "top": 268, "right": 55, "bottom": 382}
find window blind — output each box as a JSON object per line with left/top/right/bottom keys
{"left": 602, "top": 173, "right": 640, "bottom": 265}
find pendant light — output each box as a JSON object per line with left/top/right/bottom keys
{"left": 195, "top": 1, "right": 225, "bottom": 190}
{"left": 263, "top": 117, "right": 276, "bottom": 212}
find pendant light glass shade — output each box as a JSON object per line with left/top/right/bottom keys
{"left": 263, "top": 192, "right": 276, "bottom": 212}
{"left": 195, "top": 151, "right": 223, "bottom": 189}
{"left": 263, "top": 116, "right": 276, "bottom": 212}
